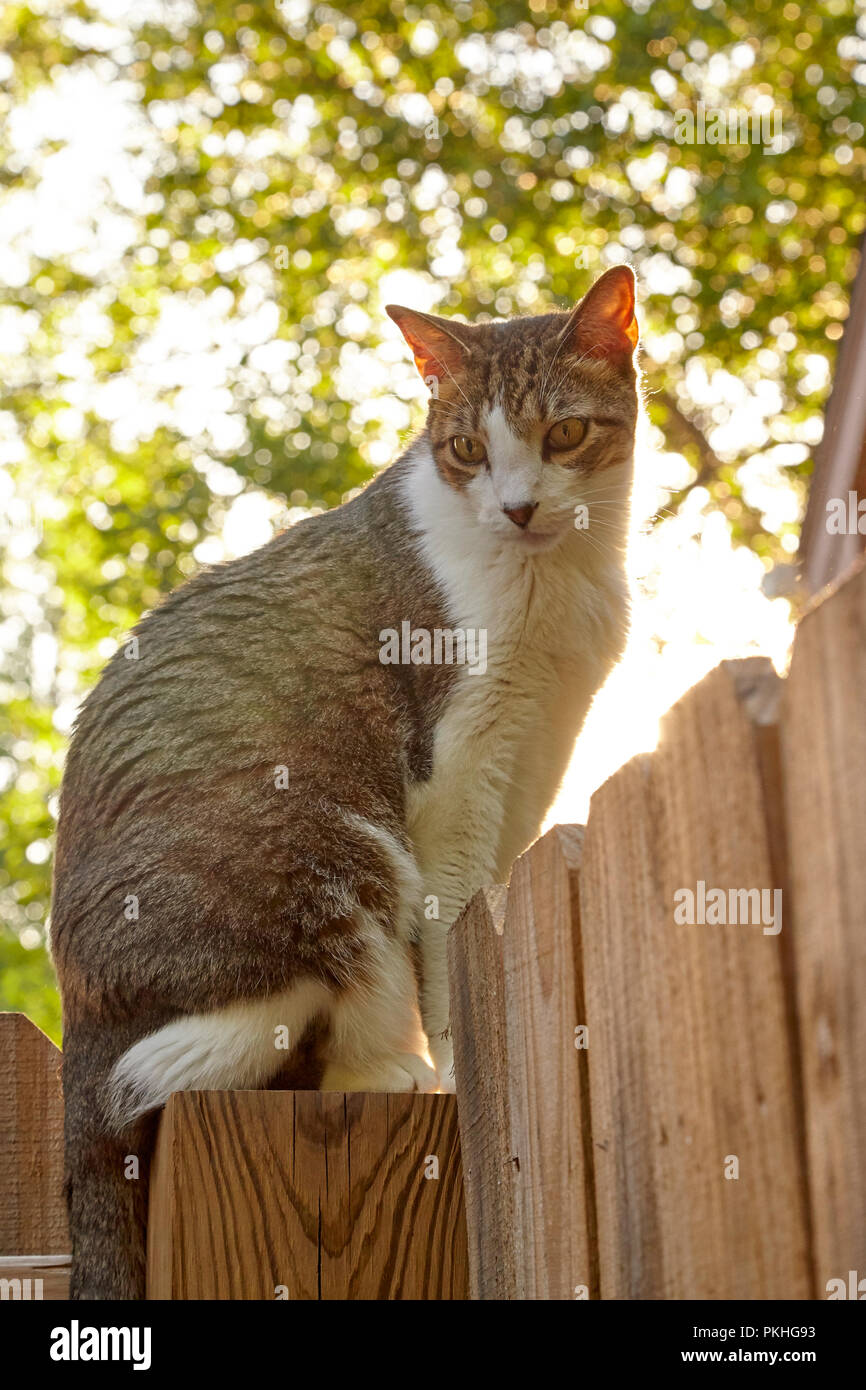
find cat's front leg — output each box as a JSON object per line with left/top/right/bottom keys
{"left": 410, "top": 765, "right": 507, "bottom": 1091}
{"left": 418, "top": 917, "right": 456, "bottom": 1092}
{"left": 417, "top": 871, "right": 489, "bottom": 1092}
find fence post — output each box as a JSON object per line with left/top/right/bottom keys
{"left": 449, "top": 827, "right": 594, "bottom": 1299}
{"left": 447, "top": 884, "right": 517, "bottom": 1298}
{"left": 450, "top": 659, "right": 818, "bottom": 1300}
{"left": 579, "top": 659, "right": 811, "bottom": 1299}
{"left": 781, "top": 556, "right": 866, "bottom": 1295}
{"left": 147, "top": 1090, "right": 468, "bottom": 1299}
{"left": 0, "top": 1013, "right": 70, "bottom": 1299}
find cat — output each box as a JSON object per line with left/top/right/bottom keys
{"left": 51, "top": 263, "right": 640, "bottom": 1299}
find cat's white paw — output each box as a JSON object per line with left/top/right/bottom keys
{"left": 320, "top": 1053, "right": 438, "bottom": 1094}
{"left": 394, "top": 1052, "right": 440, "bottom": 1093}
{"left": 427, "top": 1034, "right": 456, "bottom": 1094}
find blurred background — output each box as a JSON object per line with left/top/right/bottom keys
{"left": 1, "top": 0, "right": 864, "bottom": 1040}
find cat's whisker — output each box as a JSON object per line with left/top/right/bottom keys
{"left": 433, "top": 359, "right": 474, "bottom": 412}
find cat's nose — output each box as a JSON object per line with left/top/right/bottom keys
{"left": 502, "top": 502, "right": 538, "bottom": 529}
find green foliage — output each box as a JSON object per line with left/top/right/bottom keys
{"left": 0, "top": 0, "right": 864, "bottom": 1043}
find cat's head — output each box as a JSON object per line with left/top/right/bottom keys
{"left": 387, "top": 265, "right": 639, "bottom": 551}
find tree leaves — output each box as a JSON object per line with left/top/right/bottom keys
{"left": 1, "top": 0, "right": 863, "bottom": 1038}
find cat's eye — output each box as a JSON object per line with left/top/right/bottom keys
{"left": 547, "top": 417, "right": 586, "bottom": 450}
{"left": 451, "top": 436, "right": 487, "bottom": 464}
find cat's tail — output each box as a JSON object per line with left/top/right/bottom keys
{"left": 63, "top": 1031, "right": 158, "bottom": 1300}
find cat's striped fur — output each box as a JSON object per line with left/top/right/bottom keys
{"left": 52, "top": 265, "right": 640, "bottom": 1297}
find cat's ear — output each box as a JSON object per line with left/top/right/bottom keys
{"left": 386, "top": 306, "right": 472, "bottom": 388}
{"left": 559, "top": 265, "right": 639, "bottom": 362}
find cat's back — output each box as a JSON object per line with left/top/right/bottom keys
{"left": 51, "top": 462, "right": 450, "bottom": 917}
{"left": 69, "top": 463, "right": 432, "bottom": 749}
{"left": 49, "top": 483, "right": 407, "bottom": 986}
{"left": 59, "top": 507, "right": 358, "bottom": 793}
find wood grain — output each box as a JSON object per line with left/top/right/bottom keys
{"left": 147, "top": 1090, "right": 468, "bottom": 1300}
{"left": 780, "top": 555, "right": 866, "bottom": 1294}
{"left": 0, "top": 1254, "right": 70, "bottom": 1300}
{"left": 448, "top": 884, "right": 517, "bottom": 1298}
{"left": 0, "top": 1013, "right": 68, "bottom": 1257}
{"left": 579, "top": 661, "right": 811, "bottom": 1299}
{"left": 502, "top": 826, "right": 594, "bottom": 1300}
{"left": 448, "top": 830, "right": 594, "bottom": 1299}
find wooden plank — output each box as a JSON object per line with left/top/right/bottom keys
{"left": 0, "top": 1254, "right": 70, "bottom": 1300}
{"left": 579, "top": 660, "right": 812, "bottom": 1299}
{"left": 724, "top": 661, "right": 817, "bottom": 1287}
{"left": 502, "top": 826, "right": 594, "bottom": 1300}
{"left": 447, "top": 884, "right": 517, "bottom": 1299}
{"left": 0, "top": 1013, "right": 68, "bottom": 1256}
{"left": 147, "top": 1090, "right": 468, "bottom": 1300}
{"left": 448, "top": 830, "right": 594, "bottom": 1300}
{"left": 780, "top": 556, "right": 866, "bottom": 1294}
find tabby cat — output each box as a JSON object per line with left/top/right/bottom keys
{"left": 52, "top": 263, "right": 640, "bottom": 1298}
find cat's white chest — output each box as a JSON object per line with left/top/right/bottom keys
{"left": 402, "top": 447, "right": 627, "bottom": 912}
{"left": 406, "top": 571, "right": 613, "bottom": 896}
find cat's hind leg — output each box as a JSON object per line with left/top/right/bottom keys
{"left": 319, "top": 916, "right": 437, "bottom": 1093}
{"left": 107, "top": 938, "right": 436, "bottom": 1117}
{"left": 319, "top": 815, "right": 437, "bottom": 1093}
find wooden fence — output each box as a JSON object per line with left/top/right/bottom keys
{"left": 1, "top": 556, "right": 864, "bottom": 1300}
{"left": 449, "top": 554, "right": 866, "bottom": 1299}
{"left": 147, "top": 1090, "right": 467, "bottom": 1299}
{"left": 0, "top": 1022, "right": 468, "bottom": 1300}
{"left": 0, "top": 1012, "right": 70, "bottom": 1298}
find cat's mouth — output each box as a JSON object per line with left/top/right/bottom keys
{"left": 507, "top": 523, "right": 568, "bottom": 552}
